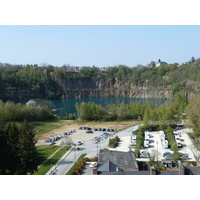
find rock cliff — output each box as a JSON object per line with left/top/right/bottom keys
{"left": 61, "top": 78, "right": 173, "bottom": 100}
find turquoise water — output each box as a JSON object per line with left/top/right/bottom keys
{"left": 50, "top": 97, "right": 167, "bottom": 116}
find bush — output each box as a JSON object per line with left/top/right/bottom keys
{"left": 65, "top": 113, "right": 76, "bottom": 120}
{"left": 164, "top": 126, "right": 176, "bottom": 150}
{"left": 108, "top": 136, "right": 120, "bottom": 148}
{"left": 189, "top": 161, "right": 197, "bottom": 166}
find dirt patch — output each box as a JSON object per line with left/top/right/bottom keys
{"left": 37, "top": 120, "right": 138, "bottom": 146}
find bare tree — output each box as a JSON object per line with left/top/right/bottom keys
{"left": 189, "top": 145, "right": 200, "bottom": 165}
{"left": 60, "top": 136, "right": 74, "bottom": 146}
{"left": 149, "top": 149, "right": 159, "bottom": 166}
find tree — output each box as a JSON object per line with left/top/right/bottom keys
{"left": 17, "top": 122, "right": 38, "bottom": 174}
{"left": 189, "top": 145, "right": 200, "bottom": 165}
{"left": 0, "top": 122, "right": 38, "bottom": 175}
{"left": 149, "top": 149, "right": 159, "bottom": 166}
{"left": 186, "top": 95, "right": 200, "bottom": 137}
{"left": 190, "top": 56, "right": 195, "bottom": 63}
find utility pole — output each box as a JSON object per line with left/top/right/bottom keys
{"left": 97, "top": 140, "right": 99, "bottom": 157}
{"left": 74, "top": 145, "right": 76, "bottom": 168}
{"left": 157, "top": 141, "right": 158, "bottom": 163}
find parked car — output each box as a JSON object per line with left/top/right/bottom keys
{"left": 175, "top": 125, "right": 184, "bottom": 130}
{"left": 177, "top": 143, "right": 183, "bottom": 148}
{"left": 144, "top": 140, "right": 149, "bottom": 148}
{"left": 77, "top": 141, "right": 83, "bottom": 146}
{"left": 90, "top": 162, "right": 97, "bottom": 168}
{"left": 93, "top": 128, "right": 98, "bottom": 131}
{"left": 86, "top": 130, "right": 93, "bottom": 133}
{"left": 132, "top": 133, "right": 137, "bottom": 140}
{"left": 189, "top": 136, "right": 195, "bottom": 142}
{"left": 164, "top": 155, "right": 173, "bottom": 160}
{"left": 128, "top": 149, "right": 134, "bottom": 153}
{"left": 140, "top": 152, "right": 150, "bottom": 158}
{"left": 129, "top": 142, "right": 136, "bottom": 147}
{"left": 163, "top": 151, "right": 172, "bottom": 157}
{"left": 178, "top": 154, "right": 189, "bottom": 160}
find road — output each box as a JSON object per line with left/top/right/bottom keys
{"left": 48, "top": 125, "right": 139, "bottom": 175}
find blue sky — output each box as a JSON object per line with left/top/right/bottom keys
{"left": 0, "top": 25, "right": 200, "bottom": 67}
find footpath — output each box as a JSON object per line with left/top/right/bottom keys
{"left": 45, "top": 146, "right": 74, "bottom": 175}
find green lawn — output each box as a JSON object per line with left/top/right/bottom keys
{"left": 36, "top": 145, "right": 61, "bottom": 165}
{"left": 33, "top": 146, "right": 71, "bottom": 175}
{"left": 31, "top": 120, "right": 70, "bottom": 138}
{"left": 66, "top": 153, "right": 87, "bottom": 175}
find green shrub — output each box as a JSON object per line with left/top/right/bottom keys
{"left": 108, "top": 136, "right": 120, "bottom": 148}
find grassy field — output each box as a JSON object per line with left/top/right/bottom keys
{"left": 36, "top": 145, "right": 61, "bottom": 165}
{"left": 31, "top": 120, "right": 72, "bottom": 138}
{"left": 66, "top": 153, "right": 87, "bottom": 175}
{"left": 33, "top": 145, "right": 71, "bottom": 175}
{"left": 33, "top": 119, "right": 138, "bottom": 140}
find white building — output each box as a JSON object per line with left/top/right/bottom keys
{"left": 156, "top": 59, "right": 168, "bottom": 68}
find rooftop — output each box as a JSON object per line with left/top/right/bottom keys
{"left": 98, "top": 149, "right": 139, "bottom": 172}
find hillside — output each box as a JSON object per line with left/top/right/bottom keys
{"left": 1, "top": 60, "right": 200, "bottom": 101}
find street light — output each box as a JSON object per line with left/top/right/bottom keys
{"left": 74, "top": 144, "right": 76, "bottom": 168}
{"left": 157, "top": 141, "right": 158, "bottom": 163}
{"left": 97, "top": 139, "right": 99, "bottom": 157}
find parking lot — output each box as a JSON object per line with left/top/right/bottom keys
{"left": 131, "top": 127, "right": 196, "bottom": 161}
{"left": 40, "top": 121, "right": 197, "bottom": 164}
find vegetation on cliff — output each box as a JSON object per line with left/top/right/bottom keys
{"left": 1, "top": 59, "right": 200, "bottom": 101}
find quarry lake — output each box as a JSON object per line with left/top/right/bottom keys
{"left": 50, "top": 97, "right": 167, "bottom": 116}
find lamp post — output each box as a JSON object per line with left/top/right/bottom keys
{"left": 157, "top": 141, "right": 158, "bottom": 163}
{"left": 74, "top": 144, "right": 76, "bottom": 168}
{"left": 97, "top": 139, "right": 99, "bottom": 157}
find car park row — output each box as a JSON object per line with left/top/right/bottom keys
{"left": 159, "top": 131, "right": 169, "bottom": 149}
{"left": 79, "top": 127, "right": 115, "bottom": 132}
{"left": 91, "top": 131, "right": 115, "bottom": 143}
{"left": 144, "top": 131, "right": 150, "bottom": 148}
{"left": 45, "top": 129, "right": 76, "bottom": 144}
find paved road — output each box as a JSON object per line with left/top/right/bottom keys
{"left": 48, "top": 125, "right": 139, "bottom": 175}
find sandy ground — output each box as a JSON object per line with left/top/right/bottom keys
{"left": 36, "top": 120, "right": 138, "bottom": 146}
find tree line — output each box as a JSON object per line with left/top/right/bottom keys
{"left": 75, "top": 92, "right": 188, "bottom": 122}
{"left": 0, "top": 99, "right": 54, "bottom": 124}
{"left": 1, "top": 60, "right": 200, "bottom": 101}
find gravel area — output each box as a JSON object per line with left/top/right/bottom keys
{"left": 36, "top": 121, "right": 137, "bottom": 146}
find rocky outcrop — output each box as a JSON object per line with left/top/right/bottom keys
{"left": 0, "top": 78, "right": 175, "bottom": 101}
{"left": 61, "top": 78, "right": 173, "bottom": 100}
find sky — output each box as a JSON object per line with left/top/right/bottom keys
{"left": 0, "top": 25, "right": 200, "bottom": 68}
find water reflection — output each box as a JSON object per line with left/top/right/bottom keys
{"left": 50, "top": 97, "right": 167, "bottom": 116}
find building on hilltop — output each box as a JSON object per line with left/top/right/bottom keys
{"left": 155, "top": 59, "right": 168, "bottom": 68}
{"left": 66, "top": 66, "right": 81, "bottom": 72}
